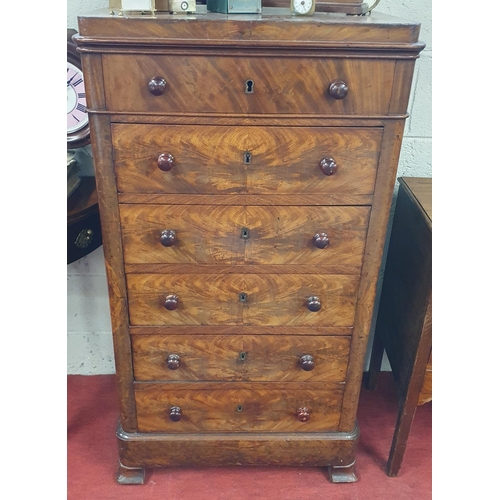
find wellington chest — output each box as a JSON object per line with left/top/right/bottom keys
{"left": 75, "top": 6, "right": 424, "bottom": 484}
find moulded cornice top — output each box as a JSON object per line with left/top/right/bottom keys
{"left": 76, "top": 6, "right": 424, "bottom": 49}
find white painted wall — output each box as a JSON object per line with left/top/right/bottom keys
{"left": 67, "top": 0, "right": 432, "bottom": 374}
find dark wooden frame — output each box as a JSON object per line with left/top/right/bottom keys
{"left": 367, "top": 177, "right": 432, "bottom": 476}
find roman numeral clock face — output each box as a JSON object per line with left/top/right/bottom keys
{"left": 67, "top": 62, "right": 88, "bottom": 134}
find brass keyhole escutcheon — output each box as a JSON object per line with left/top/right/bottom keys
{"left": 243, "top": 151, "right": 252, "bottom": 164}
{"left": 245, "top": 79, "right": 254, "bottom": 94}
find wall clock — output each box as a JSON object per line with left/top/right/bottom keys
{"left": 67, "top": 29, "right": 101, "bottom": 263}
{"left": 67, "top": 29, "right": 90, "bottom": 149}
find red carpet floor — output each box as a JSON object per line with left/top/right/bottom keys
{"left": 68, "top": 373, "right": 431, "bottom": 499}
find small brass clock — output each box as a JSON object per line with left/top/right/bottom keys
{"left": 291, "top": 0, "right": 315, "bottom": 16}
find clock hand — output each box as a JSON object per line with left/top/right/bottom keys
{"left": 67, "top": 74, "right": 77, "bottom": 87}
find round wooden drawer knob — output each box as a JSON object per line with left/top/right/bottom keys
{"left": 148, "top": 76, "right": 167, "bottom": 96}
{"left": 166, "top": 354, "right": 181, "bottom": 370}
{"left": 313, "top": 233, "right": 329, "bottom": 249}
{"left": 157, "top": 153, "right": 175, "bottom": 172}
{"left": 169, "top": 406, "right": 182, "bottom": 422}
{"left": 319, "top": 157, "right": 338, "bottom": 176}
{"left": 328, "top": 80, "right": 348, "bottom": 99}
{"left": 297, "top": 407, "right": 310, "bottom": 422}
{"left": 160, "top": 229, "right": 177, "bottom": 247}
{"left": 299, "top": 354, "right": 315, "bottom": 371}
{"left": 164, "top": 294, "right": 179, "bottom": 310}
{"left": 306, "top": 296, "right": 321, "bottom": 312}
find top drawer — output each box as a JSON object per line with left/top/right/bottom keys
{"left": 102, "top": 54, "right": 396, "bottom": 116}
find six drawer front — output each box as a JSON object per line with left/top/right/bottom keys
{"left": 132, "top": 334, "right": 350, "bottom": 383}
{"left": 134, "top": 382, "right": 344, "bottom": 433}
{"left": 108, "top": 55, "right": 385, "bottom": 435}
{"left": 127, "top": 273, "right": 359, "bottom": 327}
{"left": 120, "top": 205, "right": 370, "bottom": 267}
{"left": 103, "top": 55, "right": 395, "bottom": 115}
{"left": 112, "top": 125, "right": 382, "bottom": 195}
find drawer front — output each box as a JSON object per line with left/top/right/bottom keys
{"left": 134, "top": 382, "right": 343, "bottom": 433}
{"left": 103, "top": 54, "right": 395, "bottom": 115}
{"left": 112, "top": 125, "right": 382, "bottom": 195}
{"left": 127, "top": 273, "right": 359, "bottom": 326}
{"left": 120, "top": 205, "right": 370, "bottom": 267}
{"left": 132, "top": 334, "right": 350, "bottom": 383}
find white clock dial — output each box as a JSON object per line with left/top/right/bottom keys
{"left": 67, "top": 62, "right": 88, "bottom": 134}
{"left": 292, "top": 0, "right": 313, "bottom": 15}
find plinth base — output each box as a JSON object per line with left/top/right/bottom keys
{"left": 116, "top": 421, "right": 360, "bottom": 484}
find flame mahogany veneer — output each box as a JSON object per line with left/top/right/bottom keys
{"left": 75, "top": 6, "right": 424, "bottom": 485}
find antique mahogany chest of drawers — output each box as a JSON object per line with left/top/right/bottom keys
{"left": 75, "top": 7, "right": 424, "bottom": 484}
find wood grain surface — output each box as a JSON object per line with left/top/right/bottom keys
{"left": 76, "top": 9, "right": 422, "bottom": 46}
{"left": 134, "top": 382, "right": 344, "bottom": 433}
{"left": 120, "top": 205, "right": 370, "bottom": 266}
{"left": 127, "top": 273, "right": 359, "bottom": 326}
{"left": 103, "top": 55, "right": 395, "bottom": 115}
{"left": 81, "top": 51, "right": 138, "bottom": 432}
{"left": 75, "top": 6, "right": 424, "bottom": 475}
{"left": 129, "top": 325, "right": 353, "bottom": 336}
{"left": 112, "top": 124, "right": 382, "bottom": 195}
{"left": 339, "top": 120, "right": 406, "bottom": 431}
{"left": 132, "top": 334, "right": 351, "bottom": 382}
{"left": 118, "top": 427, "right": 358, "bottom": 468}
{"left": 117, "top": 193, "right": 373, "bottom": 206}
{"left": 124, "top": 264, "right": 364, "bottom": 276}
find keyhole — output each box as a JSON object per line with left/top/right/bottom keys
{"left": 245, "top": 79, "right": 254, "bottom": 94}
{"left": 239, "top": 351, "right": 247, "bottom": 361}
{"left": 236, "top": 404, "right": 244, "bottom": 412}
{"left": 243, "top": 151, "right": 252, "bottom": 164}
{"left": 240, "top": 227, "right": 250, "bottom": 239}
{"left": 239, "top": 292, "right": 248, "bottom": 303}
